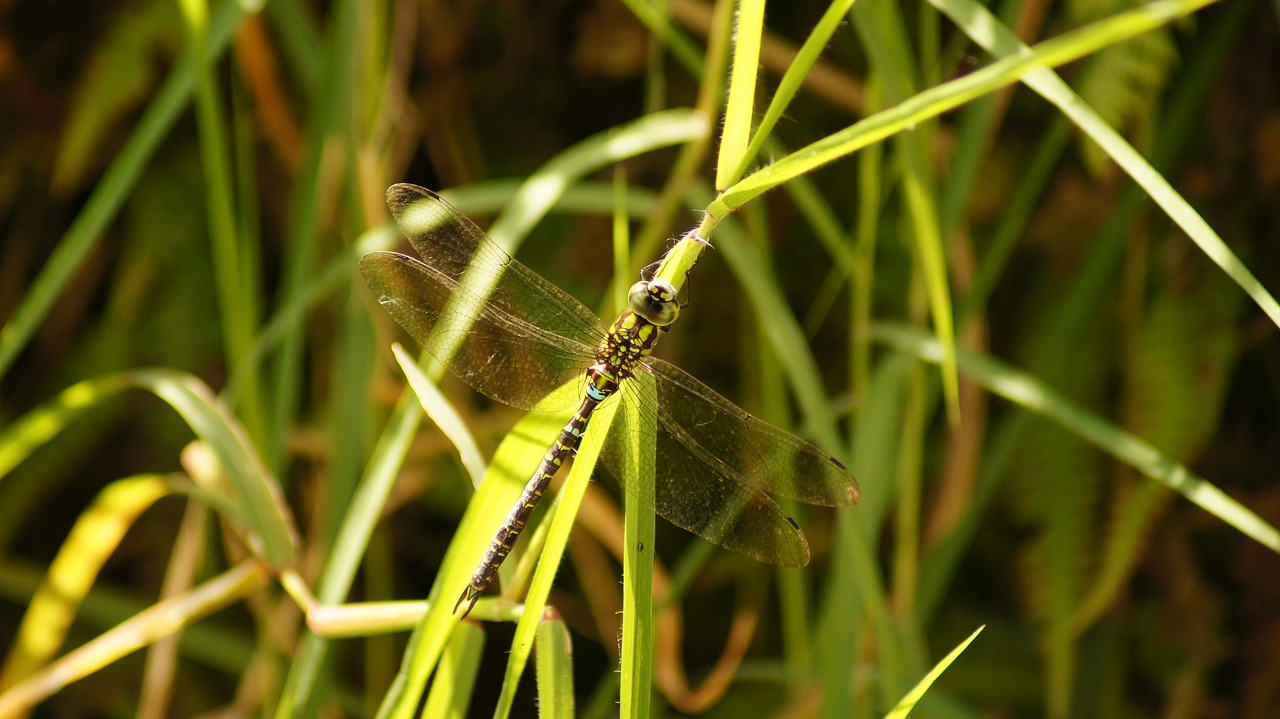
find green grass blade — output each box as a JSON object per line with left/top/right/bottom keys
{"left": 620, "top": 374, "right": 657, "bottom": 719}
{"left": 393, "top": 345, "right": 487, "bottom": 486}
{"left": 275, "top": 379, "right": 423, "bottom": 718}
{"left": 872, "top": 323, "right": 1280, "bottom": 554}
{"left": 930, "top": 0, "right": 1280, "bottom": 330}
{"left": 882, "top": 625, "right": 984, "bottom": 719}
{"left": 0, "top": 375, "right": 131, "bottom": 480}
{"left": 421, "top": 622, "right": 485, "bottom": 719}
{"left": 0, "top": 369, "right": 296, "bottom": 568}
{"left": 729, "top": 0, "right": 859, "bottom": 185}
{"left": 492, "top": 397, "right": 620, "bottom": 719}
{"left": 376, "top": 405, "right": 568, "bottom": 719}
{"left": 128, "top": 369, "right": 298, "bottom": 567}
{"left": 715, "top": 0, "right": 763, "bottom": 189}
{"left": 0, "top": 474, "right": 171, "bottom": 687}
{"left": 535, "top": 617, "right": 576, "bottom": 719}
{"left": 711, "top": 0, "right": 1221, "bottom": 216}
{"left": 0, "top": 0, "right": 247, "bottom": 381}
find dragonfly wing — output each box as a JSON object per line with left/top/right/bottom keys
{"left": 645, "top": 358, "right": 860, "bottom": 508}
{"left": 362, "top": 251, "right": 594, "bottom": 413}
{"left": 598, "top": 373, "right": 813, "bottom": 567}
{"left": 364, "top": 185, "right": 608, "bottom": 413}
{"left": 385, "top": 184, "right": 605, "bottom": 347}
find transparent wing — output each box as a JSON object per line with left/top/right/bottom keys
{"left": 597, "top": 361, "right": 859, "bottom": 567}
{"left": 360, "top": 184, "right": 605, "bottom": 412}
{"left": 649, "top": 359, "right": 860, "bottom": 507}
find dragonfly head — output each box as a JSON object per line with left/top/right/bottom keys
{"left": 628, "top": 278, "right": 680, "bottom": 327}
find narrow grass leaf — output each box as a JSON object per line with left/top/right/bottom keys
{"left": 393, "top": 345, "right": 487, "bottom": 486}
{"left": 0, "top": 475, "right": 172, "bottom": 689}
{"left": 0, "top": 562, "right": 268, "bottom": 718}
{"left": 493, "top": 396, "right": 619, "bottom": 719}
{"left": 376, "top": 405, "right": 569, "bottom": 719}
{"left": 730, "top": 0, "right": 859, "bottom": 184}
{"left": 620, "top": 374, "right": 657, "bottom": 719}
{"left": 276, "top": 386, "right": 423, "bottom": 719}
{"left": 0, "top": 375, "right": 131, "bottom": 481}
{"left": 882, "top": 625, "right": 984, "bottom": 719}
{"left": 535, "top": 617, "right": 576, "bottom": 719}
{"left": 128, "top": 369, "right": 298, "bottom": 567}
{"left": 715, "top": 0, "right": 764, "bottom": 189}
{"left": 420, "top": 622, "right": 484, "bottom": 719}
{"left": 872, "top": 323, "right": 1280, "bottom": 554}
{"left": 711, "top": 0, "right": 1221, "bottom": 217}
{"left": 930, "top": 0, "right": 1279, "bottom": 330}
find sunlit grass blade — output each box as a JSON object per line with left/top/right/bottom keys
{"left": 620, "top": 374, "right": 657, "bottom": 719}
{"left": 420, "top": 622, "right": 484, "bottom": 719}
{"left": 374, "top": 405, "right": 568, "bottom": 719}
{"left": 127, "top": 369, "right": 298, "bottom": 567}
{"left": 0, "top": 562, "right": 268, "bottom": 717}
{"left": 0, "top": 375, "right": 131, "bottom": 480}
{"left": 0, "top": 475, "right": 172, "bottom": 688}
{"left": 883, "top": 625, "right": 984, "bottom": 719}
{"left": 393, "top": 344, "right": 486, "bottom": 486}
{"left": 715, "top": 0, "right": 763, "bottom": 190}
{"left": 535, "top": 616, "right": 576, "bottom": 719}
{"left": 929, "top": 0, "right": 1280, "bottom": 331}
{"left": 728, "top": 0, "right": 859, "bottom": 185}
{"left": 276, "top": 385, "right": 423, "bottom": 719}
{"left": 0, "top": 370, "right": 296, "bottom": 568}
{"left": 872, "top": 323, "right": 1280, "bottom": 554}
{"left": 708, "top": 0, "right": 1221, "bottom": 218}
{"left": 0, "top": 0, "right": 247, "bottom": 381}
{"left": 491, "top": 396, "right": 620, "bottom": 719}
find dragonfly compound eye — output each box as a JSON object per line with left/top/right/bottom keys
{"left": 629, "top": 279, "right": 680, "bottom": 326}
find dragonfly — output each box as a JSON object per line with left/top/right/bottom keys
{"left": 361, "top": 184, "right": 860, "bottom": 618}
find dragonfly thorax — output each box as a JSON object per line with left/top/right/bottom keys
{"left": 583, "top": 306, "right": 666, "bottom": 402}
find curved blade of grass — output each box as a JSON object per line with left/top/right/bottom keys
{"left": 482, "top": 108, "right": 707, "bottom": 257}
{"left": 375, "top": 404, "right": 568, "bottom": 719}
{"left": 421, "top": 622, "right": 484, "bottom": 719}
{"left": 715, "top": 0, "right": 764, "bottom": 190}
{"left": 0, "top": 561, "right": 268, "bottom": 718}
{"left": 0, "top": 474, "right": 172, "bottom": 688}
{"left": 492, "top": 395, "right": 621, "bottom": 719}
{"left": 883, "top": 625, "right": 984, "bottom": 719}
{"left": 535, "top": 616, "right": 576, "bottom": 719}
{"left": 277, "top": 386, "right": 424, "bottom": 718}
{"left": 128, "top": 369, "right": 298, "bottom": 566}
{"left": 0, "top": 375, "right": 131, "bottom": 480}
{"left": 929, "top": 0, "right": 1280, "bottom": 330}
{"left": 392, "top": 344, "right": 486, "bottom": 487}
{"left": 620, "top": 373, "right": 657, "bottom": 719}
{"left": 0, "top": 0, "right": 247, "bottom": 381}
{"left": 710, "top": 0, "right": 1221, "bottom": 217}
{"left": 0, "top": 370, "right": 296, "bottom": 567}
{"left": 728, "top": 0, "right": 859, "bottom": 185}
{"left": 872, "top": 323, "right": 1280, "bottom": 554}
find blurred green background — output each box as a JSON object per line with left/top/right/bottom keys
{"left": 1, "top": 0, "right": 1279, "bottom": 717}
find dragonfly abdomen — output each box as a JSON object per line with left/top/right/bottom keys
{"left": 455, "top": 394, "right": 602, "bottom": 618}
